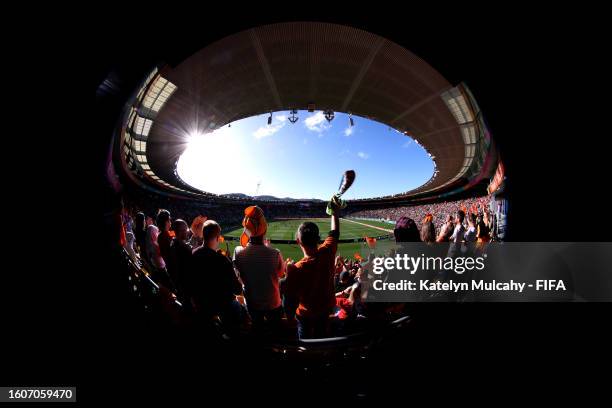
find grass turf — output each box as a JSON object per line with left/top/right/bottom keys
{"left": 220, "top": 239, "right": 402, "bottom": 263}
{"left": 221, "top": 218, "right": 394, "bottom": 261}
{"left": 342, "top": 218, "right": 395, "bottom": 230}
{"left": 224, "top": 218, "right": 391, "bottom": 240}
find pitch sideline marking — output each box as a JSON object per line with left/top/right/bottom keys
{"left": 341, "top": 218, "right": 393, "bottom": 233}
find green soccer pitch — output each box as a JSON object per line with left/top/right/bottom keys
{"left": 222, "top": 218, "right": 394, "bottom": 261}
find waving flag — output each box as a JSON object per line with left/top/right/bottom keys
{"left": 191, "top": 215, "right": 207, "bottom": 237}
{"left": 365, "top": 236, "right": 377, "bottom": 249}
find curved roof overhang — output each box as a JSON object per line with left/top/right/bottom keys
{"left": 117, "top": 22, "right": 497, "bottom": 203}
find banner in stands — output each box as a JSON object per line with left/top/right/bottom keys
{"left": 488, "top": 161, "right": 505, "bottom": 194}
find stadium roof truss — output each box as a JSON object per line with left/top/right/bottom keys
{"left": 116, "top": 22, "right": 498, "bottom": 202}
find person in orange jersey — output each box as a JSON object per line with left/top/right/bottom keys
{"left": 285, "top": 198, "right": 342, "bottom": 339}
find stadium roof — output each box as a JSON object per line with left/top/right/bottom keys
{"left": 120, "top": 22, "right": 496, "bottom": 201}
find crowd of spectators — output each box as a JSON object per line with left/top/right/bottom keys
{"left": 123, "top": 190, "right": 327, "bottom": 231}
{"left": 120, "top": 191, "right": 503, "bottom": 339}
{"left": 120, "top": 197, "right": 403, "bottom": 339}
{"left": 347, "top": 195, "right": 498, "bottom": 236}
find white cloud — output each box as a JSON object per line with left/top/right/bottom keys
{"left": 253, "top": 121, "right": 286, "bottom": 139}
{"left": 304, "top": 111, "right": 331, "bottom": 134}
{"left": 275, "top": 114, "right": 287, "bottom": 122}
{"left": 357, "top": 151, "right": 369, "bottom": 159}
{"left": 402, "top": 140, "right": 412, "bottom": 148}
{"left": 344, "top": 126, "right": 354, "bottom": 136}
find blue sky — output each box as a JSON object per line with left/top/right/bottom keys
{"left": 177, "top": 111, "right": 433, "bottom": 200}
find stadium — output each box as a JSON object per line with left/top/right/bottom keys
{"left": 103, "top": 22, "right": 506, "bottom": 329}
{"left": 97, "top": 20, "right": 511, "bottom": 398}
{"left": 109, "top": 24, "right": 506, "bottom": 246}
{"left": 5, "top": 6, "right": 611, "bottom": 404}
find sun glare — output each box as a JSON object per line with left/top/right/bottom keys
{"left": 177, "top": 112, "right": 433, "bottom": 199}
{"left": 178, "top": 127, "right": 260, "bottom": 196}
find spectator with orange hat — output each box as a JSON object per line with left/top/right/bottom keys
{"left": 233, "top": 206, "right": 285, "bottom": 330}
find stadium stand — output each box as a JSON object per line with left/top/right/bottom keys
{"left": 103, "top": 21, "right": 508, "bottom": 366}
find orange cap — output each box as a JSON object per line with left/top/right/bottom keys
{"left": 240, "top": 206, "right": 267, "bottom": 247}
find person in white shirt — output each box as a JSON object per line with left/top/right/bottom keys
{"left": 145, "top": 224, "right": 165, "bottom": 270}
{"left": 233, "top": 206, "right": 285, "bottom": 330}
{"left": 437, "top": 214, "right": 455, "bottom": 242}
{"left": 449, "top": 210, "right": 466, "bottom": 243}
